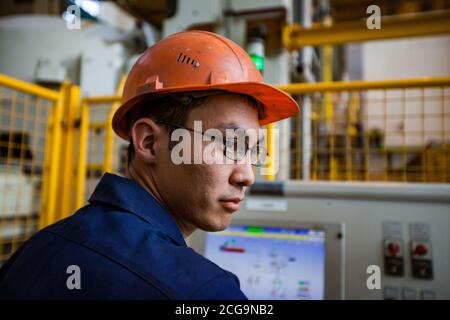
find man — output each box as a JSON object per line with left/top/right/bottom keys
{"left": 0, "top": 31, "right": 299, "bottom": 299}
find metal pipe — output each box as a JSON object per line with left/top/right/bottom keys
{"left": 283, "top": 9, "right": 450, "bottom": 50}
{"left": 0, "top": 74, "right": 59, "bottom": 101}
{"left": 278, "top": 77, "right": 450, "bottom": 93}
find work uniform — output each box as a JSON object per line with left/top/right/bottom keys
{"left": 0, "top": 173, "right": 247, "bottom": 300}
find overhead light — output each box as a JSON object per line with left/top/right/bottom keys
{"left": 74, "top": 0, "right": 100, "bottom": 17}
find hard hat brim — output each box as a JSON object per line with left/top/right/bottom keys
{"left": 112, "top": 82, "right": 300, "bottom": 141}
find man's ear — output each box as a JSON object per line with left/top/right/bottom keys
{"left": 130, "top": 118, "right": 162, "bottom": 165}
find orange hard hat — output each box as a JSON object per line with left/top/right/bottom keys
{"left": 112, "top": 30, "right": 300, "bottom": 141}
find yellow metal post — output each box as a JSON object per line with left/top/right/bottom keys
{"left": 46, "top": 88, "right": 64, "bottom": 227}
{"left": 39, "top": 102, "right": 53, "bottom": 229}
{"left": 75, "top": 101, "right": 89, "bottom": 210}
{"left": 103, "top": 76, "right": 126, "bottom": 174}
{"left": 39, "top": 87, "right": 64, "bottom": 229}
{"left": 264, "top": 123, "right": 276, "bottom": 181}
{"left": 57, "top": 84, "right": 80, "bottom": 219}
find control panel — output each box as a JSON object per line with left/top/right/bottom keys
{"left": 230, "top": 181, "right": 450, "bottom": 299}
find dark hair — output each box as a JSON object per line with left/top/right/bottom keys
{"left": 126, "top": 92, "right": 266, "bottom": 167}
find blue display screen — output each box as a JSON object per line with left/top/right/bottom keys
{"left": 204, "top": 225, "right": 326, "bottom": 300}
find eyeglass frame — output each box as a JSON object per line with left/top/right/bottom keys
{"left": 155, "top": 120, "right": 268, "bottom": 167}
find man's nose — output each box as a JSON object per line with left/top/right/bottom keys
{"left": 229, "top": 160, "right": 255, "bottom": 187}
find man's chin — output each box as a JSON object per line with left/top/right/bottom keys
{"left": 198, "top": 217, "right": 232, "bottom": 233}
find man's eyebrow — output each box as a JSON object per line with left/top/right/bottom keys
{"left": 214, "top": 123, "right": 264, "bottom": 144}
{"left": 215, "top": 123, "right": 242, "bottom": 130}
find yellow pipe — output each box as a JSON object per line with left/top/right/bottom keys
{"left": 46, "top": 89, "right": 64, "bottom": 226}
{"left": 38, "top": 109, "right": 54, "bottom": 230}
{"left": 88, "top": 122, "right": 106, "bottom": 131}
{"left": 75, "top": 102, "right": 89, "bottom": 210}
{"left": 278, "top": 77, "right": 450, "bottom": 93}
{"left": 86, "top": 164, "right": 104, "bottom": 171}
{"left": 54, "top": 81, "right": 70, "bottom": 222}
{"left": 38, "top": 87, "right": 64, "bottom": 228}
{"left": 104, "top": 114, "right": 115, "bottom": 174}
{"left": 265, "top": 123, "right": 276, "bottom": 181}
{"left": 103, "top": 76, "right": 127, "bottom": 173}
{"left": 283, "top": 10, "right": 450, "bottom": 50}
{"left": 54, "top": 82, "right": 69, "bottom": 221}
{"left": 83, "top": 96, "right": 121, "bottom": 104}
{"left": 59, "top": 84, "right": 80, "bottom": 219}
{"left": 0, "top": 74, "right": 59, "bottom": 101}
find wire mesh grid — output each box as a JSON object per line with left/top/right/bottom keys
{"left": 0, "top": 86, "right": 54, "bottom": 264}
{"left": 286, "top": 87, "right": 450, "bottom": 182}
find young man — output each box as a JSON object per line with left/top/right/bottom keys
{"left": 0, "top": 31, "right": 299, "bottom": 299}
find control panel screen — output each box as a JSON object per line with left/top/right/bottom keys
{"left": 204, "top": 225, "right": 326, "bottom": 300}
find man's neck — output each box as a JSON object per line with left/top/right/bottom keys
{"left": 125, "top": 161, "right": 196, "bottom": 239}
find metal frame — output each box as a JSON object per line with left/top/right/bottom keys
{"left": 283, "top": 10, "right": 450, "bottom": 50}
{"left": 0, "top": 74, "right": 64, "bottom": 230}
{"left": 0, "top": 74, "right": 60, "bottom": 101}
{"left": 188, "top": 217, "right": 345, "bottom": 300}
{"left": 56, "top": 83, "right": 81, "bottom": 221}
{"left": 3, "top": 74, "right": 448, "bottom": 232}
{"left": 279, "top": 77, "right": 450, "bottom": 93}
{"left": 75, "top": 101, "right": 89, "bottom": 211}
{"left": 75, "top": 77, "right": 125, "bottom": 210}
{"left": 279, "top": 77, "right": 450, "bottom": 183}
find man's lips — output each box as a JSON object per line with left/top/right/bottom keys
{"left": 219, "top": 197, "right": 243, "bottom": 212}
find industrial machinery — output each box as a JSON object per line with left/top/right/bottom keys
{"left": 189, "top": 180, "right": 450, "bottom": 299}
{"left": 1, "top": 0, "right": 449, "bottom": 300}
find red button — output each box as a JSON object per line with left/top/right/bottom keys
{"left": 388, "top": 242, "right": 400, "bottom": 257}
{"left": 414, "top": 244, "right": 428, "bottom": 256}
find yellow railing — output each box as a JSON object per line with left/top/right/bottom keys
{"left": 76, "top": 95, "right": 124, "bottom": 209}
{"left": 1, "top": 74, "right": 449, "bottom": 265}
{"left": 283, "top": 10, "right": 450, "bottom": 50}
{"left": 281, "top": 77, "right": 450, "bottom": 182}
{"left": 0, "top": 74, "right": 65, "bottom": 264}
{"left": 75, "top": 78, "right": 125, "bottom": 210}
{"left": 278, "top": 77, "right": 450, "bottom": 92}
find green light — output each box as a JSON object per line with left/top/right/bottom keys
{"left": 247, "top": 226, "right": 263, "bottom": 233}
{"left": 250, "top": 53, "right": 265, "bottom": 72}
